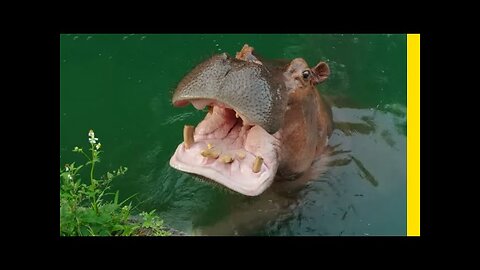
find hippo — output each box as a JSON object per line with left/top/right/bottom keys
{"left": 169, "top": 44, "right": 333, "bottom": 196}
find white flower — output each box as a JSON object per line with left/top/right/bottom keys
{"left": 67, "top": 174, "right": 73, "bottom": 180}
{"left": 88, "top": 130, "right": 100, "bottom": 144}
{"left": 65, "top": 166, "right": 69, "bottom": 172}
{"left": 96, "top": 143, "right": 101, "bottom": 150}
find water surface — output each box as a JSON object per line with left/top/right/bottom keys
{"left": 60, "top": 34, "right": 406, "bottom": 235}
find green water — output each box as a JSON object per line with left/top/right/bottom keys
{"left": 60, "top": 34, "right": 407, "bottom": 236}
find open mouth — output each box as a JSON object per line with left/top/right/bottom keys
{"left": 169, "top": 99, "right": 280, "bottom": 196}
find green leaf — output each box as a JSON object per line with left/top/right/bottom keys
{"left": 114, "top": 191, "right": 119, "bottom": 205}
{"left": 101, "top": 203, "right": 118, "bottom": 215}
{"left": 86, "top": 225, "right": 96, "bottom": 236}
{"left": 98, "top": 229, "right": 110, "bottom": 236}
{"left": 74, "top": 165, "right": 84, "bottom": 172}
{"left": 112, "top": 224, "right": 125, "bottom": 233}
{"left": 121, "top": 225, "right": 138, "bottom": 236}
{"left": 118, "top": 193, "right": 138, "bottom": 206}
{"left": 80, "top": 226, "right": 91, "bottom": 236}
{"left": 60, "top": 172, "right": 69, "bottom": 181}
{"left": 116, "top": 166, "right": 128, "bottom": 176}
{"left": 97, "top": 189, "right": 106, "bottom": 200}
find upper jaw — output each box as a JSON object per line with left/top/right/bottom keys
{"left": 171, "top": 53, "right": 288, "bottom": 134}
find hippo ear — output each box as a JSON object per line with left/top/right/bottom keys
{"left": 312, "top": 62, "right": 330, "bottom": 84}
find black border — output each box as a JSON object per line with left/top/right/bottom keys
{"left": 26, "top": 28, "right": 435, "bottom": 253}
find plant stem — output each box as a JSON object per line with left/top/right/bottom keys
{"left": 79, "top": 149, "right": 91, "bottom": 161}
{"left": 76, "top": 216, "right": 82, "bottom": 236}
{"left": 90, "top": 144, "right": 98, "bottom": 214}
{"left": 90, "top": 154, "right": 95, "bottom": 185}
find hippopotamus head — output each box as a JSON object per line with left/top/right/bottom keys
{"left": 170, "top": 44, "right": 332, "bottom": 196}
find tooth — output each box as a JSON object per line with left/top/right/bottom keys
{"left": 220, "top": 154, "right": 234, "bottom": 164}
{"left": 236, "top": 151, "right": 246, "bottom": 160}
{"left": 207, "top": 106, "right": 213, "bottom": 114}
{"left": 235, "top": 112, "right": 240, "bottom": 118}
{"left": 183, "top": 125, "right": 195, "bottom": 149}
{"left": 252, "top": 156, "right": 263, "bottom": 173}
{"left": 207, "top": 143, "right": 213, "bottom": 149}
{"left": 201, "top": 149, "right": 219, "bottom": 159}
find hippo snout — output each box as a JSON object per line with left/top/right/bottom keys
{"left": 172, "top": 53, "right": 287, "bottom": 134}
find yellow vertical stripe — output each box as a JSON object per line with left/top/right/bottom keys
{"left": 407, "top": 34, "right": 420, "bottom": 236}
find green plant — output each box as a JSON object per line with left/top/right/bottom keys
{"left": 136, "top": 210, "right": 172, "bottom": 236}
{"left": 60, "top": 129, "right": 171, "bottom": 236}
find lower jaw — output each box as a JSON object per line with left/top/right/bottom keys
{"left": 169, "top": 107, "right": 279, "bottom": 196}
{"left": 170, "top": 143, "right": 277, "bottom": 196}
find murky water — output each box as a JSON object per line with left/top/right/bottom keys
{"left": 60, "top": 34, "right": 406, "bottom": 235}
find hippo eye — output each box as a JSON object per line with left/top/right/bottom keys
{"left": 302, "top": 70, "right": 311, "bottom": 79}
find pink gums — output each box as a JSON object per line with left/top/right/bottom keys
{"left": 169, "top": 104, "right": 280, "bottom": 196}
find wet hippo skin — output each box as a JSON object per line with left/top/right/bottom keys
{"left": 170, "top": 44, "right": 333, "bottom": 196}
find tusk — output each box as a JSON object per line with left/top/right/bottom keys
{"left": 201, "top": 148, "right": 220, "bottom": 159}
{"left": 236, "top": 151, "right": 246, "bottom": 160}
{"left": 219, "top": 154, "right": 234, "bottom": 164}
{"left": 252, "top": 156, "right": 263, "bottom": 173}
{"left": 183, "top": 125, "right": 195, "bottom": 149}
